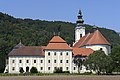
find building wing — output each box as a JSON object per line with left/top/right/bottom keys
{"left": 73, "top": 30, "right": 110, "bottom": 48}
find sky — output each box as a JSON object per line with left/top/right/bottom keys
{"left": 0, "top": 0, "right": 120, "bottom": 32}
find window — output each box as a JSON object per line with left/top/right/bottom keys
{"left": 12, "top": 67, "right": 15, "bottom": 71}
{"left": 66, "top": 67, "right": 69, "bottom": 70}
{"left": 74, "top": 67, "right": 76, "bottom": 70}
{"left": 41, "top": 60, "right": 43, "bottom": 63}
{"left": 66, "top": 52, "right": 68, "bottom": 56}
{"left": 48, "top": 67, "right": 50, "bottom": 70}
{"left": 60, "top": 67, "right": 62, "bottom": 70}
{"left": 60, "top": 52, "right": 62, "bottom": 56}
{"left": 54, "top": 52, "right": 56, "bottom": 55}
{"left": 54, "top": 67, "right": 57, "bottom": 70}
{"left": 80, "top": 67, "right": 82, "bottom": 70}
{"left": 19, "top": 60, "right": 22, "bottom": 63}
{"left": 100, "top": 48, "right": 103, "bottom": 51}
{"left": 26, "top": 67, "right": 29, "bottom": 72}
{"left": 48, "top": 52, "right": 50, "bottom": 56}
{"left": 41, "top": 67, "right": 43, "bottom": 70}
{"left": 54, "top": 60, "right": 56, "bottom": 63}
{"left": 48, "top": 60, "right": 50, "bottom": 63}
{"left": 12, "top": 60, "right": 15, "bottom": 63}
{"left": 83, "top": 59, "right": 86, "bottom": 62}
{"left": 60, "top": 60, "right": 62, "bottom": 63}
{"left": 34, "top": 60, "right": 36, "bottom": 63}
{"left": 26, "top": 60, "right": 29, "bottom": 63}
{"left": 80, "top": 34, "right": 82, "bottom": 38}
{"left": 66, "top": 60, "right": 68, "bottom": 63}
{"left": 86, "top": 66, "right": 89, "bottom": 70}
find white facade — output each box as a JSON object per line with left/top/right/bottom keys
{"left": 8, "top": 50, "right": 74, "bottom": 73}
{"left": 8, "top": 56, "right": 45, "bottom": 73}
{"left": 45, "top": 50, "right": 72, "bottom": 73}
{"left": 8, "top": 53, "right": 89, "bottom": 73}
{"left": 75, "top": 26, "right": 85, "bottom": 42}
{"left": 81, "top": 44, "right": 111, "bottom": 55}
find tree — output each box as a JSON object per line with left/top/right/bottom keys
{"left": 19, "top": 67, "right": 24, "bottom": 73}
{"left": 84, "top": 50, "right": 113, "bottom": 74}
{"left": 0, "top": 40, "right": 8, "bottom": 73}
{"left": 73, "top": 54, "right": 83, "bottom": 73}
{"left": 30, "top": 67, "right": 38, "bottom": 73}
{"left": 110, "top": 45, "right": 120, "bottom": 72}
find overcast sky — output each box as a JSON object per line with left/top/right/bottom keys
{"left": 0, "top": 0, "right": 120, "bottom": 32}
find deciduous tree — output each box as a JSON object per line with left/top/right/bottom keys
{"left": 73, "top": 54, "right": 83, "bottom": 73}
{"left": 84, "top": 50, "right": 113, "bottom": 74}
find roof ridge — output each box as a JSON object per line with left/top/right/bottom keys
{"left": 45, "top": 36, "right": 72, "bottom": 50}
{"left": 49, "top": 36, "right": 66, "bottom": 43}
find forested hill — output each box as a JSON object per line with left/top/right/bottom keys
{"left": 0, "top": 12, "right": 120, "bottom": 55}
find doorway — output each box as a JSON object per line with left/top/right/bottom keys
{"left": 26, "top": 67, "right": 29, "bottom": 72}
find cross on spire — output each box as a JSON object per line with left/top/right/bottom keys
{"left": 78, "top": 9, "right": 82, "bottom": 16}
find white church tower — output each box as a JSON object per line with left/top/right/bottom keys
{"left": 75, "top": 10, "right": 85, "bottom": 43}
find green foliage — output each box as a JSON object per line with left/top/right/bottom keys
{"left": 30, "top": 67, "right": 38, "bottom": 73}
{"left": 110, "top": 45, "right": 120, "bottom": 72}
{"left": 54, "top": 67, "right": 63, "bottom": 73}
{"left": 63, "top": 71, "right": 70, "bottom": 73}
{"left": 81, "top": 72, "right": 92, "bottom": 75}
{"left": 84, "top": 50, "right": 113, "bottom": 74}
{"left": 19, "top": 67, "right": 24, "bottom": 73}
{"left": 73, "top": 55, "right": 83, "bottom": 73}
{"left": 98, "top": 28, "right": 120, "bottom": 47}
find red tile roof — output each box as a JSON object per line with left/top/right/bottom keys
{"left": 73, "top": 30, "right": 110, "bottom": 47}
{"left": 45, "top": 36, "right": 72, "bottom": 50}
{"left": 45, "top": 43, "right": 72, "bottom": 50}
{"left": 8, "top": 46, "right": 45, "bottom": 56}
{"left": 49, "top": 36, "right": 66, "bottom": 43}
{"left": 86, "top": 30, "right": 110, "bottom": 45}
{"left": 73, "top": 48, "right": 94, "bottom": 56}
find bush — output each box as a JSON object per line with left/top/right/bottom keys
{"left": 54, "top": 67, "right": 63, "bottom": 73}
{"left": 63, "top": 71, "right": 70, "bottom": 73}
{"left": 0, "top": 67, "right": 5, "bottom": 73}
{"left": 19, "top": 67, "right": 24, "bottom": 73}
{"left": 30, "top": 67, "right": 38, "bottom": 73}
